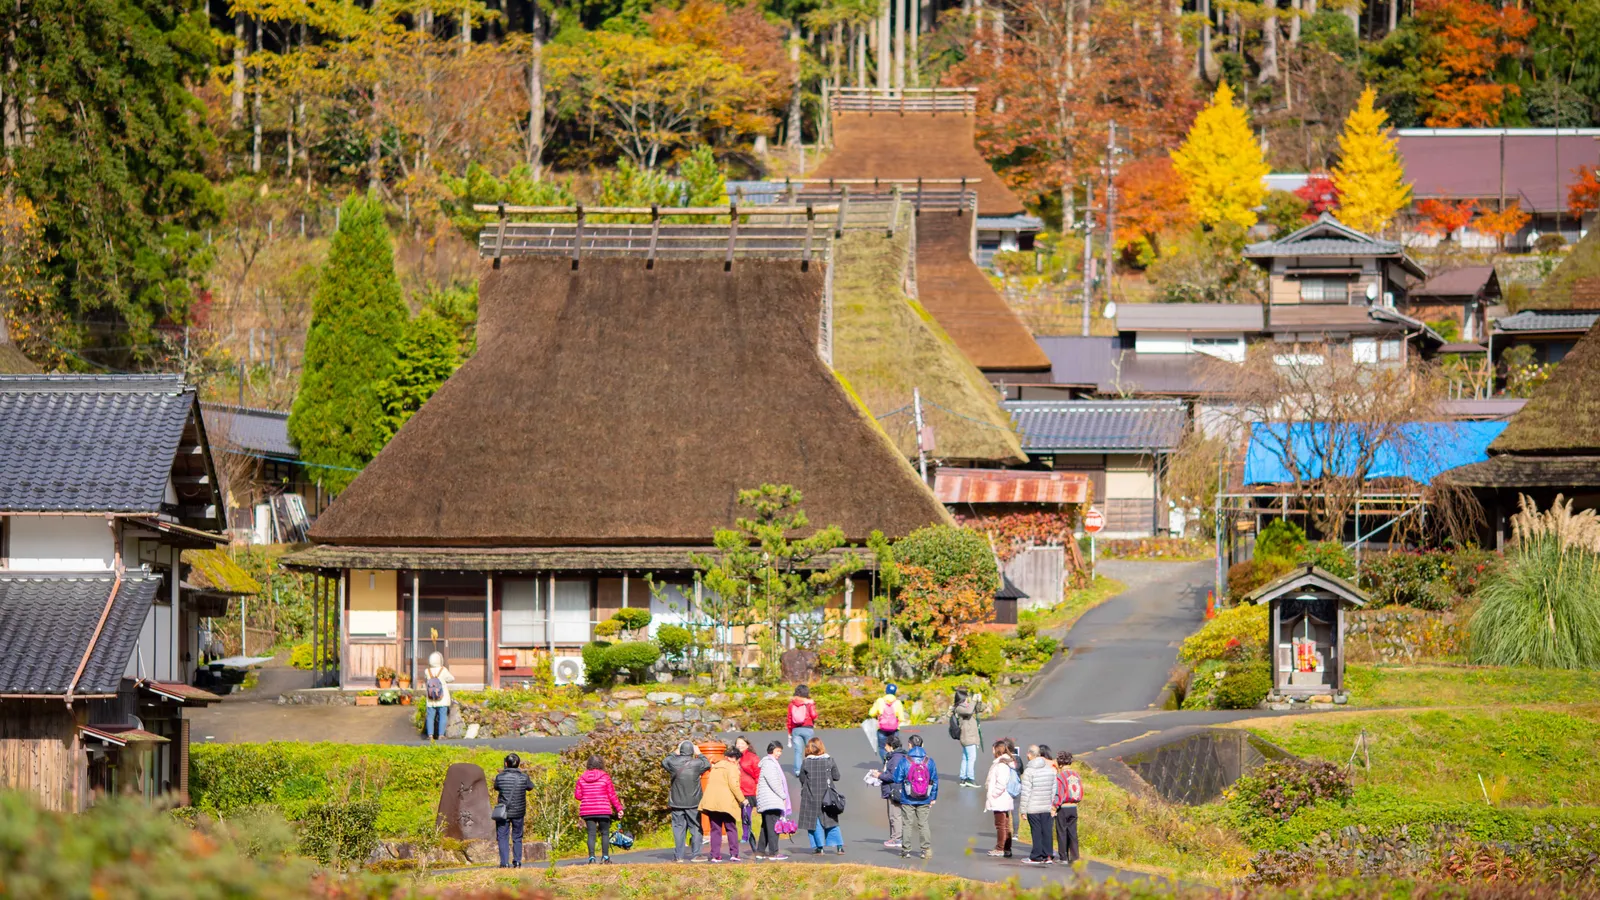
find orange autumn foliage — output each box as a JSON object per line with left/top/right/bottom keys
{"left": 1474, "top": 202, "right": 1530, "bottom": 239}
{"left": 1570, "top": 165, "right": 1600, "bottom": 217}
{"left": 1114, "top": 156, "right": 1193, "bottom": 261}
{"left": 1415, "top": 0, "right": 1536, "bottom": 127}
{"left": 647, "top": 0, "right": 791, "bottom": 110}
{"left": 1417, "top": 198, "right": 1479, "bottom": 238}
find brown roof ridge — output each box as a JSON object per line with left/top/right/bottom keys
{"left": 813, "top": 113, "right": 1026, "bottom": 215}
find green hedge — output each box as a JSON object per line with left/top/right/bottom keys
{"left": 1240, "top": 789, "right": 1600, "bottom": 850}
{"left": 189, "top": 742, "right": 556, "bottom": 837}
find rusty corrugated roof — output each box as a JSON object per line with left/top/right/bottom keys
{"left": 933, "top": 468, "right": 1089, "bottom": 504}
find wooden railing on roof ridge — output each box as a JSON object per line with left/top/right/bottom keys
{"left": 828, "top": 87, "right": 977, "bottom": 115}
{"left": 723, "top": 180, "right": 977, "bottom": 236}
{"left": 471, "top": 203, "right": 837, "bottom": 271}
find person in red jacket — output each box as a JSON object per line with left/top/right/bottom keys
{"left": 572, "top": 754, "right": 624, "bottom": 864}
{"left": 734, "top": 736, "right": 762, "bottom": 854}
{"left": 786, "top": 684, "right": 818, "bottom": 776}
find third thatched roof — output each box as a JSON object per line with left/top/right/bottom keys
{"left": 1488, "top": 318, "right": 1600, "bottom": 455}
{"left": 309, "top": 256, "right": 951, "bottom": 547}
{"left": 814, "top": 112, "right": 1027, "bottom": 216}
{"left": 915, "top": 211, "right": 1050, "bottom": 372}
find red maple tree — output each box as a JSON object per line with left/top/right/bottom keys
{"left": 1570, "top": 165, "right": 1600, "bottom": 217}
{"left": 1114, "top": 156, "right": 1193, "bottom": 263}
{"left": 1474, "top": 202, "right": 1530, "bottom": 241}
{"left": 1293, "top": 173, "right": 1341, "bottom": 221}
{"left": 1414, "top": 0, "right": 1536, "bottom": 127}
{"left": 1416, "top": 198, "right": 1479, "bottom": 239}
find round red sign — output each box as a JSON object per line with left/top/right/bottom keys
{"left": 1083, "top": 508, "right": 1106, "bottom": 534}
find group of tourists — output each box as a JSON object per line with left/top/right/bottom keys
{"left": 484, "top": 681, "right": 1083, "bottom": 868}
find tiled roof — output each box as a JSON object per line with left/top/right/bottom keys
{"left": 200, "top": 403, "right": 294, "bottom": 458}
{"left": 1411, "top": 265, "right": 1497, "bottom": 298}
{"left": 1006, "top": 400, "right": 1187, "bottom": 453}
{"left": 1116, "top": 303, "right": 1263, "bottom": 332}
{"left": 1396, "top": 129, "right": 1600, "bottom": 213}
{"left": 0, "top": 375, "right": 194, "bottom": 512}
{"left": 1494, "top": 310, "right": 1600, "bottom": 332}
{"left": 1244, "top": 213, "right": 1404, "bottom": 257}
{"left": 0, "top": 571, "right": 161, "bottom": 695}
{"left": 1034, "top": 336, "right": 1214, "bottom": 396}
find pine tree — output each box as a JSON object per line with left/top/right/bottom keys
{"left": 1332, "top": 87, "right": 1412, "bottom": 235}
{"left": 288, "top": 194, "right": 408, "bottom": 493}
{"left": 1170, "top": 82, "right": 1270, "bottom": 232}
{"left": 375, "top": 309, "right": 460, "bottom": 445}
{"left": 4, "top": 0, "right": 221, "bottom": 361}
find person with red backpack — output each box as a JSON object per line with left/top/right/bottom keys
{"left": 889, "top": 733, "right": 939, "bottom": 860}
{"left": 867, "top": 684, "right": 907, "bottom": 762}
{"left": 1053, "top": 750, "right": 1083, "bottom": 864}
{"left": 786, "top": 685, "right": 818, "bottom": 777}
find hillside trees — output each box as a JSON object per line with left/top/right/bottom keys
{"left": 375, "top": 308, "right": 460, "bottom": 445}
{"left": 1171, "top": 83, "right": 1269, "bottom": 232}
{"left": 1, "top": 0, "right": 221, "bottom": 363}
{"left": 1330, "top": 87, "right": 1411, "bottom": 235}
{"left": 287, "top": 194, "right": 408, "bottom": 492}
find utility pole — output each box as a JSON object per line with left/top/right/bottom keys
{"left": 912, "top": 387, "right": 928, "bottom": 482}
{"left": 1103, "top": 120, "right": 1118, "bottom": 311}
{"left": 1081, "top": 180, "right": 1095, "bottom": 337}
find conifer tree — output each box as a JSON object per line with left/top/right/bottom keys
{"left": 1170, "top": 83, "right": 1270, "bottom": 232}
{"left": 1332, "top": 87, "right": 1413, "bottom": 236}
{"left": 288, "top": 194, "right": 407, "bottom": 493}
{"left": 375, "top": 309, "right": 460, "bottom": 445}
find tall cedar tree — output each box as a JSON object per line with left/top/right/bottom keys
{"left": 1170, "top": 83, "right": 1269, "bottom": 232}
{"left": 288, "top": 195, "right": 407, "bottom": 493}
{"left": 3, "top": 0, "right": 220, "bottom": 358}
{"left": 375, "top": 309, "right": 460, "bottom": 445}
{"left": 1331, "top": 87, "right": 1411, "bottom": 235}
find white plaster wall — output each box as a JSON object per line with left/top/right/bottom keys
{"left": 5, "top": 516, "right": 115, "bottom": 571}
{"left": 1106, "top": 455, "right": 1156, "bottom": 499}
{"left": 1134, "top": 334, "right": 1193, "bottom": 355}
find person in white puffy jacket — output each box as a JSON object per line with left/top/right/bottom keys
{"left": 753, "top": 741, "right": 792, "bottom": 860}
{"left": 1017, "top": 744, "right": 1057, "bottom": 864}
{"left": 982, "top": 739, "right": 1016, "bottom": 858}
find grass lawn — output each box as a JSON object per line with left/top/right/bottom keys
{"left": 1243, "top": 705, "right": 1600, "bottom": 807}
{"left": 1018, "top": 575, "right": 1126, "bottom": 635}
{"left": 1344, "top": 664, "right": 1600, "bottom": 708}
{"left": 427, "top": 862, "right": 978, "bottom": 898}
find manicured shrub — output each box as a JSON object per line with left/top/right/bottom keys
{"left": 560, "top": 728, "right": 683, "bottom": 836}
{"left": 656, "top": 624, "right": 692, "bottom": 663}
{"left": 1181, "top": 603, "right": 1270, "bottom": 663}
{"left": 606, "top": 641, "right": 662, "bottom": 682}
{"left": 1016, "top": 620, "right": 1039, "bottom": 641}
{"left": 289, "top": 642, "right": 314, "bottom": 670}
{"left": 612, "top": 607, "right": 653, "bottom": 633}
{"left": 1002, "top": 635, "right": 1059, "bottom": 669}
{"left": 954, "top": 632, "right": 1005, "bottom": 677}
{"left": 593, "top": 618, "right": 623, "bottom": 638}
{"left": 1295, "top": 541, "right": 1354, "bottom": 579}
{"left": 1255, "top": 519, "right": 1307, "bottom": 560}
{"left": 1228, "top": 555, "right": 1293, "bottom": 600}
{"left": 1228, "top": 759, "right": 1352, "bottom": 822}
{"left": 894, "top": 524, "right": 1001, "bottom": 592}
{"left": 581, "top": 640, "right": 617, "bottom": 686}
{"left": 1214, "top": 660, "right": 1273, "bottom": 709}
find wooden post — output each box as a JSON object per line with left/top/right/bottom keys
{"left": 493, "top": 202, "right": 507, "bottom": 269}
{"left": 486, "top": 575, "right": 495, "bottom": 689}
{"left": 725, "top": 202, "right": 739, "bottom": 271}
{"left": 337, "top": 571, "right": 346, "bottom": 690}
{"left": 888, "top": 185, "right": 902, "bottom": 237}
{"left": 547, "top": 573, "right": 556, "bottom": 655}
{"left": 411, "top": 573, "right": 420, "bottom": 683}
{"left": 571, "top": 205, "right": 585, "bottom": 269}
{"left": 646, "top": 205, "right": 660, "bottom": 270}
{"left": 803, "top": 204, "right": 816, "bottom": 270}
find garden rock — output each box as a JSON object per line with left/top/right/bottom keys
{"left": 683, "top": 707, "right": 701, "bottom": 721}
{"left": 780, "top": 648, "right": 818, "bottom": 682}
{"left": 658, "top": 708, "right": 684, "bottom": 723}
{"left": 684, "top": 695, "right": 703, "bottom": 706}
{"left": 708, "top": 693, "right": 729, "bottom": 706}
{"left": 613, "top": 689, "right": 644, "bottom": 700}
{"left": 462, "top": 839, "right": 499, "bottom": 864}
{"left": 445, "top": 705, "right": 465, "bottom": 739}
{"left": 646, "top": 692, "right": 682, "bottom": 705}
{"left": 521, "top": 841, "right": 550, "bottom": 863}
{"left": 557, "top": 717, "right": 583, "bottom": 736}
{"left": 624, "top": 698, "right": 649, "bottom": 709}
{"left": 436, "top": 763, "right": 494, "bottom": 840}
{"left": 607, "top": 710, "right": 624, "bottom": 724}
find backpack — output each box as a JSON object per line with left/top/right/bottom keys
{"left": 946, "top": 710, "right": 961, "bottom": 740}
{"left": 1056, "top": 769, "right": 1084, "bottom": 805}
{"left": 877, "top": 701, "right": 900, "bottom": 732}
{"left": 789, "top": 699, "right": 812, "bottom": 728}
{"left": 1005, "top": 765, "right": 1022, "bottom": 798}
{"left": 425, "top": 673, "right": 445, "bottom": 702}
{"left": 904, "top": 756, "right": 932, "bottom": 801}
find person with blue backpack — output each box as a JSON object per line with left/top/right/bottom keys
{"left": 983, "top": 739, "right": 1017, "bottom": 857}
{"left": 890, "top": 733, "right": 938, "bottom": 860}
{"left": 422, "top": 652, "right": 455, "bottom": 740}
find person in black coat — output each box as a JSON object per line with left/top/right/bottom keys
{"left": 796, "top": 736, "right": 843, "bottom": 854}
{"left": 877, "top": 734, "right": 908, "bottom": 849}
{"left": 493, "top": 753, "right": 534, "bottom": 868}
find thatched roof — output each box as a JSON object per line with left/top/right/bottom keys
{"left": 915, "top": 211, "right": 1050, "bottom": 372}
{"left": 831, "top": 223, "right": 1024, "bottom": 463}
{"left": 182, "top": 549, "right": 261, "bottom": 595}
{"left": 1488, "top": 319, "right": 1600, "bottom": 454}
{"left": 309, "top": 257, "right": 950, "bottom": 547}
{"left": 815, "top": 112, "right": 1027, "bottom": 216}
{"left": 1441, "top": 455, "right": 1600, "bottom": 488}
{"left": 0, "top": 319, "right": 37, "bottom": 374}
{"left": 1529, "top": 229, "right": 1600, "bottom": 310}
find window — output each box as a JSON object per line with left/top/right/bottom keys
{"left": 1191, "top": 337, "right": 1245, "bottom": 362}
{"left": 551, "top": 579, "right": 592, "bottom": 644}
{"left": 650, "top": 582, "right": 694, "bottom": 634}
{"left": 501, "top": 579, "right": 542, "bottom": 646}
{"left": 1298, "top": 277, "right": 1348, "bottom": 303}
{"left": 1379, "top": 339, "right": 1402, "bottom": 361}
{"left": 1352, "top": 338, "right": 1378, "bottom": 364}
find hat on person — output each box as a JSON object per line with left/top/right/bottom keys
{"left": 678, "top": 740, "right": 696, "bottom": 755}
{"left": 885, "top": 684, "right": 898, "bottom": 695}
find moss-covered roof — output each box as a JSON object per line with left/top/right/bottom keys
{"left": 1489, "top": 319, "right": 1600, "bottom": 455}
{"left": 830, "top": 221, "right": 1026, "bottom": 464}
{"left": 1529, "top": 229, "right": 1600, "bottom": 310}
{"left": 182, "top": 549, "right": 261, "bottom": 595}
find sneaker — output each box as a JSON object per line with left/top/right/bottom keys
{"left": 1023, "top": 858, "right": 1047, "bottom": 866}
{"left": 812, "top": 848, "right": 823, "bottom": 855}
{"left": 587, "top": 856, "right": 596, "bottom": 865}
{"left": 754, "top": 854, "right": 768, "bottom": 861}
{"left": 769, "top": 854, "right": 789, "bottom": 861}
{"left": 836, "top": 846, "right": 845, "bottom": 855}
{"left": 921, "top": 853, "right": 931, "bottom": 861}
{"left": 883, "top": 840, "right": 902, "bottom": 848}
{"left": 987, "top": 850, "right": 1006, "bottom": 857}
{"left": 900, "top": 851, "right": 910, "bottom": 859}
{"left": 730, "top": 855, "right": 741, "bottom": 862}
{"left": 601, "top": 857, "right": 612, "bottom": 864}
{"left": 709, "top": 857, "right": 723, "bottom": 864}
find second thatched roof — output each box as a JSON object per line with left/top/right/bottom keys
{"left": 1529, "top": 228, "right": 1600, "bottom": 310}
{"left": 814, "top": 112, "right": 1027, "bottom": 216}
{"left": 1487, "top": 318, "right": 1600, "bottom": 455}
{"left": 309, "top": 257, "right": 951, "bottom": 547}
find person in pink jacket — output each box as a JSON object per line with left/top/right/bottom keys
{"left": 573, "top": 755, "right": 624, "bottom": 864}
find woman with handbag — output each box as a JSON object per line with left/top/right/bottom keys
{"left": 734, "top": 736, "right": 762, "bottom": 854}
{"left": 798, "top": 737, "right": 844, "bottom": 854}
{"left": 573, "top": 754, "right": 623, "bottom": 864}
{"left": 754, "top": 741, "right": 791, "bottom": 861}
{"left": 492, "top": 753, "right": 533, "bottom": 868}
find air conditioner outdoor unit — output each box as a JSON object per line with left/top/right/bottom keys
{"left": 552, "top": 655, "right": 585, "bottom": 686}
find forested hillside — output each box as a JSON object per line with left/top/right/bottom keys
{"left": 1, "top": 0, "right": 1597, "bottom": 382}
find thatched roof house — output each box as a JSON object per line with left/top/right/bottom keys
{"left": 294, "top": 248, "right": 951, "bottom": 689}
{"left": 816, "top": 108, "right": 1027, "bottom": 216}
{"left": 1444, "top": 318, "right": 1600, "bottom": 543}
{"left": 1528, "top": 228, "right": 1600, "bottom": 311}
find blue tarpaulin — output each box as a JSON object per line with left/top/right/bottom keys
{"left": 1243, "top": 421, "right": 1507, "bottom": 486}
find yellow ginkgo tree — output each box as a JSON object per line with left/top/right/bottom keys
{"left": 1170, "top": 82, "right": 1270, "bottom": 232}
{"left": 1332, "top": 86, "right": 1412, "bottom": 235}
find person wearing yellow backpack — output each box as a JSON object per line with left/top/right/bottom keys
{"left": 867, "top": 684, "right": 907, "bottom": 761}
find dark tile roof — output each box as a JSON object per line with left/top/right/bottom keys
{"left": 200, "top": 403, "right": 295, "bottom": 458}
{"left": 1244, "top": 213, "right": 1403, "bottom": 257}
{"left": 1411, "top": 265, "right": 1498, "bottom": 299}
{"left": 1006, "top": 400, "right": 1187, "bottom": 453}
{"left": 1115, "top": 303, "right": 1263, "bottom": 332}
{"left": 1494, "top": 310, "right": 1600, "bottom": 332}
{"left": 0, "top": 571, "right": 161, "bottom": 695}
{"left": 1034, "top": 336, "right": 1215, "bottom": 396}
{"left": 1396, "top": 129, "right": 1600, "bottom": 213}
{"left": 0, "top": 375, "right": 195, "bottom": 512}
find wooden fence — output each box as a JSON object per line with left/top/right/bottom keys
{"left": 1003, "top": 546, "right": 1066, "bottom": 611}
{"left": 829, "top": 87, "right": 977, "bottom": 114}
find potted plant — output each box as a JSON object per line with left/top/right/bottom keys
{"left": 375, "top": 666, "right": 396, "bottom": 689}
{"left": 397, "top": 672, "right": 412, "bottom": 690}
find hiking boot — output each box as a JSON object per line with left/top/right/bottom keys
{"left": 987, "top": 850, "right": 1006, "bottom": 857}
